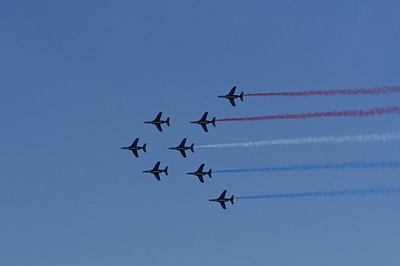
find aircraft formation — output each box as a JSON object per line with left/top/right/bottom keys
{"left": 121, "top": 85, "right": 399, "bottom": 209}
{"left": 121, "top": 86, "right": 241, "bottom": 209}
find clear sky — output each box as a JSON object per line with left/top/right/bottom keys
{"left": 1, "top": 1, "right": 400, "bottom": 265}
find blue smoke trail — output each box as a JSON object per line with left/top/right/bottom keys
{"left": 213, "top": 161, "right": 400, "bottom": 174}
{"left": 236, "top": 187, "right": 400, "bottom": 200}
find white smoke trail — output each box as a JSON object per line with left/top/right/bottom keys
{"left": 196, "top": 132, "right": 400, "bottom": 148}
{"left": 236, "top": 186, "right": 400, "bottom": 200}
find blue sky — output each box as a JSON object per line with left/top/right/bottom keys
{"left": 1, "top": 1, "right": 400, "bottom": 265}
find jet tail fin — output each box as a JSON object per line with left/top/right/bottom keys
{"left": 164, "top": 166, "right": 169, "bottom": 176}
{"left": 211, "top": 117, "right": 216, "bottom": 127}
{"left": 166, "top": 117, "right": 171, "bottom": 127}
{"left": 142, "top": 143, "right": 147, "bottom": 153}
{"left": 230, "top": 195, "right": 234, "bottom": 204}
{"left": 208, "top": 169, "right": 212, "bottom": 178}
{"left": 190, "top": 143, "right": 194, "bottom": 153}
{"left": 239, "top": 92, "right": 244, "bottom": 101}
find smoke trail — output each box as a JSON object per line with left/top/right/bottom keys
{"left": 196, "top": 132, "right": 400, "bottom": 148}
{"left": 216, "top": 106, "right": 400, "bottom": 122}
{"left": 213, "top": 161, "right": 400, "bottom": 174}
{"left": 245, "top": 86, "right": 400, "bottom": 97}
{"left": 236, "top": 186, "right": 400, "bottom": 200}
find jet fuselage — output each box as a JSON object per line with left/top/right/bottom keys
{"left": 145, "top": 120, "right": 166, "bottom": 125}
{"left": 218, "top": 94, "right": 239, "bottom": 99}
{"left": 169, "top": 147, "right": 188, "bottom": 151}
{"left": 209, "top": 198, "right": 228, "bottom": 203}
{"left": 121, "top": 146, "right": 142, "bottom": 151}
{"left": 143, "top": 169, "right": 164, "bottom": 174}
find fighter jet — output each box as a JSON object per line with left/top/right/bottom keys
{"left": 209, "top": 190, "right": 234, "bottom": 210}
{"left": 186, "top": 163, "right": 212, "bottom": 183}
{"left": 144, "top": 112, "right": 170, "bottom": 132}
{"left": 168, "top": 138, "right": 194, "bottom": 158}
{"left": 120, "top": 138, "right": 147, "bottom": 158}
{"left": 190, "top": 112, "right": 216, "bottom": 132}
{"left": 143, "top": 161, "right": 168, "bottom": 181}
{"left": 218, "top": 86, "right": 244, "bottom": 107}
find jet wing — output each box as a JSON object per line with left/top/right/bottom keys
{"left": 179, "top": 138, "right": 187, "bottom": 147}
{"left": 156, "top": 124, "right": 163, "bottom": 132}
{"left": 229, "top": 98, "right": 236, "bottom": 107}
{"left": 219, "top": 190, "right": 227, "bottom": 199}
{"left": 179, "top": 150, "right": 187, "bottom": 158}
{"left": 132, "top": 138, "right": 139, "bottom": 147}
{"left": 228, "top": 86, "right": 236, "bottom": 95}
{"left": 201, "top": 112, "right": 208, "bottom": 121}
{"left": 198, "top": 175, "right": 204, "bottom": 183}
{"left": 131, "top": 150, "right": 139, "bottom": 157}
{"left": 197, "top": 164, "right": 205, "bottom": 172}
{"left": 155, "top": 112, "right": 162, "bottom": 121}
{"left": 219, "top": 202, "right": 227, "bottom": 209}
{"left": 201, "top": 124, "right": 208, "bottom": 132}
{"left": 153, "top": 161, "right": 161, "bottom": 170}
{"left": 154, "top": 173, "right": 161, "bottom": 181}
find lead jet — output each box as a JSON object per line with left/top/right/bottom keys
{"left": 144, "top": 112, "right": 170, "bottom": 132}
{"left": 190, "top": 112, "right": 216, "bottom": 132}
{"left": 218, "top": 86, "right": 244, "bottom": 107}
{"left": 120, "top": 138, "right": 147, "bottom": 158}
{"left": 209, "top": 190, "right": 234, "bottom": 210}
{"left": 143, "top": 161, "right": 168, "bottom": 181}
{"left": 168, "top": 138, "right": 194, "bottom": 158}
{"left": 186, "top": 163, "right": 212, "bottom": 183}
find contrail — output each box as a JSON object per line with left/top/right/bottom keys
{"left": 244, "top": 85, "right": 400, "bottom": 97}
{"left": 236, "top": 186, "right": 400, "bottom": 200}
{"left": 216, "top": 106, "right": 400, "bottom": 122}
{"left": 196, "top": 132, "right": 400, "bottom": 148}
{"left": 213, "top": 161, "right": 400, "bottom": 174}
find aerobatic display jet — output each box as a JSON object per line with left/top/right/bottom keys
{"left": 209, "top": 190, "right": 234, "bottom": 209}
{"left": 144, "top": 112, "right": 170, "bottom": 132}
{"left": 143, "top": 161, "right": 168, "bottom": 181}
{"left": 186, "top": 163, "right": 212, "bottom": 183}
{"left": 190, "top": 112, "right": 216, "bottom": 132}
{"left": 168, "top": 138, "right": 194, "bottom": 158}
{"left": 120, "top": 138, "right": 147, "bottom": 158}
{"left": 218, "top": 86, "right": 244, "bottom": 107}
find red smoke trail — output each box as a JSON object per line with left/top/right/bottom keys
{"left": 216, "top": 106, "right": 400, "bottom": 122}
{"left": 244, "top": 86, "right": 400, "bottom": 97}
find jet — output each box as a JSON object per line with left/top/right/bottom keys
{"left": 218, "top": 86, "right": 244, "bottom": 107}
{"left": 144, "top": 112, "right": 170, "bottom": 132}
{"left": 120, "top": 138, "right": 147, "bottom": 158}
{"left": 186, "top": 163, "right": 212, "bottom": 183}
{"left": 168, "top": 138, "right": 194, "bottom": 158}
{"left": 190, "top": 112, "right": 216, "bottom": 132}
{"left": 209, "top": 190, "right": 234, "bottom": 210}
{"left": 142, "top": 161, "right": 168, "bottom": 181}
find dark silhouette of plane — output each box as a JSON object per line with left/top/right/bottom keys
{"left": 186, "top": 163, "right": 212, "bottom": 183}
{"left": 190, "top": 112, "right": 216, "bottom": 132}
{"left": 209, "top": 190, "right": 234, "bottom": 209}
{"left": 144, "top": 112, "right": 170, "bottom": 132}
{"left": 143, "top": 161, "right": 168, "bottom": 181}
{"left": 168, "top": 138, "right": 194, "bottom": 158}
{"left": 120, "top": 138, "right": 147, "bottom": 158}
{"left": 218, "top": 86, "right": 244, "bottom": 107}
